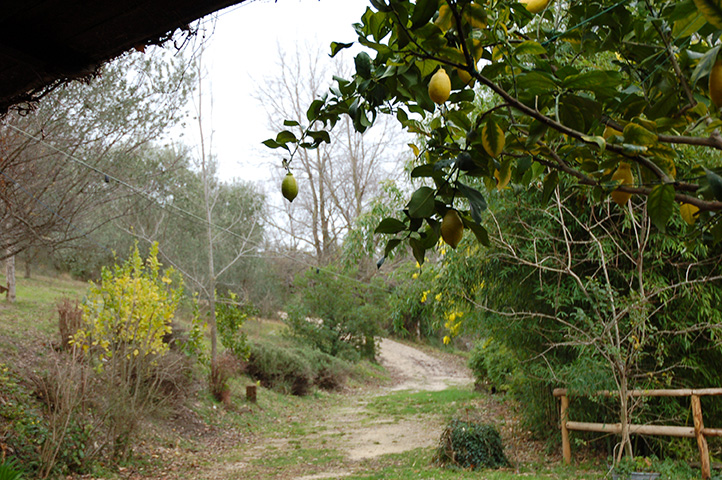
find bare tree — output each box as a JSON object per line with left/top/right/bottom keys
{"left": 0, "top": 48, "right": 194, "bottom": 301}
{"left": 257, "top": 43, "right": 405, "bottom": 265}
{"left": 474, "top": 189, "right": 722, "bottom": 461}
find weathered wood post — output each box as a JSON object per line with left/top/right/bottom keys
{"left": 691, "top": 394, "right": 711, "bottom": 479}
{"left": 561, "top": 392, "right": 571, "bottom": 465}
{"left": 246, "top": 384, "right": 257, "bottom": 403}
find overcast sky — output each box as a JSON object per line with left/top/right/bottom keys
{"left": 185, "top": 0, "right": 371, "bottom": 183}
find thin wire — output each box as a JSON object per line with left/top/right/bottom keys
{"left": 0, "top": 169, "right": 114, "bottom": 255}
{"left": 541, "top": 0, "right": 629, "bottom": 47}
{"left": 4, "top": 123, "right": 390, "bottom": 292}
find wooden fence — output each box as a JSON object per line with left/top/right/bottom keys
{"left": 553, "top": 388, "right": 722, "bottom": 479}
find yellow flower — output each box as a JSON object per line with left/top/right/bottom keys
{"left": 412, "top": 272, "right": 419, "bottom": 279}
{"left": 435, "top": 293, "right": 442, "bottom": 302}
{"left": 443, "top": 336, "right": 451, "bottom": 345}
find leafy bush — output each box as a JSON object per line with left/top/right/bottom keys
{"left": 468, "top": 339, "right": 517, "bottom": 392}
{"left": 245, "top": 341, "right": 350, "bottom": 395}
{"left": 71, "top": 242, "right": 185, "bottom": 459}
{"left": 216, "top": 292, "right": 252, "bottom": 360}
{"left": 433, "top": 419, "right": 510, "bottom": 471}
{"left": 286, "top": 267, "right": 384, "bottom": 361}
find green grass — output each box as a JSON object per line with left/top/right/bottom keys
{"left": 368, "top": 387, "right": 480, "bottom": 417}
{"left": 346, "top": 449, "right": 604, "bottom": 480}
{"left": 0, "top": 273, "right": 87, "bottom": 342}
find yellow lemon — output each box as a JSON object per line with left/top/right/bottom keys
{"left": 429, "top": 68, "right": 451, "bottom": 105}
{"left": 709, "top": 60, "right": 722, "bottom": 108}
{"left": 521, "top": 0, "right": 552, "bottom": 14}
{"left": 441, "top": 209, "right": 464, "bottom": 249}
{"left": 281, "top": 173, "right": 298, "bottom": 202}
{"left": 610, "top": 163, "right": 634, "bottom": 206}
{"left": 680, "top": 203, "right": 700, "bottom": 225}
{"left": 456, "top": 67, "right": 473, "bottom": 85}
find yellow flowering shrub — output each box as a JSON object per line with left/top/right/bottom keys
{"left": 73, "top": 242, "right": 183, "bottom": 368}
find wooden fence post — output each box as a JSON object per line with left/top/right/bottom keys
{"left": 691, "top": 394, "right": 711, "bottom": 480}
{"left": 246, "top": 384, "right": 257, "bottom": 403}
{"left": 561, "top": 393, "right": 571, "bottom": 465}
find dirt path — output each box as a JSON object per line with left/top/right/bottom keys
{"left": 169, "top": 339, "right": 477, "bottom": 480}
{"left": 377, "top": 338, "right": 473, "bottom": 392}
{"left": 292, "top": 339, "right": 474, "bottom": 479}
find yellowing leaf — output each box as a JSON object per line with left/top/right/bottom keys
{"left": 495, "top": 158, "right": 513, "bottom": 190}
{"left": 693, "top": 0, "right": 722, "bottom": 28}
{"left": 435, "top": 3, "right": 454, "bottom": 32}
{"left": 482, "top": 119, "right": 505, "bottom": 158}
{"left": 680, "top": 202, "right": 700, "bottom": 225}
{"left": 409, "top": 143, "right": 420, "bottom": 157}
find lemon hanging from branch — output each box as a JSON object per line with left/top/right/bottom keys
{"left": 282, "top": 172, "right": 298, "bottom": 203}
{"left": 709, "top": 60, "right": 722, "bottom": 108}
{"left": 428, "top": 68, "right": 451, "bottom": 105}
{"left": 610, "top": 163, "right": 634, "bottom": 206}
{"left": 521, "top": 0, "right": 553, "bottom": 14}
{"left": 441, "top": 209, "right": 464, "bottom": 249}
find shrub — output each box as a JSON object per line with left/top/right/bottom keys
{"left": 433, "top": 419, "right": 510, "bottom": 470}
{"left": 468, "top": 339, "right": 517, "bottom": 392}
{"left": 216, "top": 292, "right": 252, "bottom": 360}
{"left": 245, "top": 341, "right": 350, "bottom": 395}
{"left": 71, "top": 242, "right": 185, "bottom": 459}
{"left": 286, "top": 267, "right": 384, "bottom": 362}
{"left": 31, "top": 348, "right": 98, "bottom": 477}
{"left": 209, "top": 352, "right": 240, "bottom": 405}
{"left": 56, "top": 297, "right": 82, "bottom": 350}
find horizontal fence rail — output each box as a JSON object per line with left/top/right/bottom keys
{"left": 553, "top": 388, "right": 722, "bottom": 479}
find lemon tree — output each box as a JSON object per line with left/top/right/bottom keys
{"left": 266, "top": 0, "right": 722, "bottom": 265}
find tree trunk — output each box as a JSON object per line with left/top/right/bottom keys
{"left": 5, "top": 253, "right": 16, "bottom": 303}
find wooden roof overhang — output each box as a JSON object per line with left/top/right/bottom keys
{"left": 0, "top": 0, "right": 247, "bottom": 114}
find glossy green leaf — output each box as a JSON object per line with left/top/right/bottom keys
{"left": 375, "top": 218, "right": 408, "bottom": 234}
{"left": 384, "top": 238, "right": 402, "bottom": 256}
{"left": 408, "top": 186, "right": 436, "bottom": 218}
{"left": 409, "top": 237, "right": 426, "bottom": 265}
{"left": 330, "top": 41, "right": 354, "bottom": 57}
{"left": 464, "top": 218, "right": 490, "bottom": 247}
{"left": 541, "top": 170, "right": 559, "bottom": 206}
{"left": 456, "top": 181, "right": 487, "bottom": 224}
{"left": 411, "top": 0, "right": 439, "bottom": 29}
{"left": 705, "top": 168, "right": 722, "bottom": 201}
{"left": 648, "top": 184, "right": 675, "bottom": 232}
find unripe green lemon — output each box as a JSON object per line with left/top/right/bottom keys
{"left": 441, "top": 209, "right": 464, "bottom": 249}
{"left": 282, "top": 172, "right": 298, "bottom": 203}
{"left": 428, "top": 68, "right": 451, "bottom": 105}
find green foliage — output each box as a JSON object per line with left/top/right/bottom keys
{"left": 286, "top": 267, "right": 385, "bottom": 361}
{"left": 268, "top": 0, "right": 722, "bottom": 262}
{"left": 73, "top": 242, "right": 183, "bottom": 365}
{"left": 433, "top": 418, "right": 510, "bottom": 471}
{"left": 468, "top": 339, "right": 516, "bottom": 392}
{"left": 611, "top": 455, "right": 698, "bottom": 480}
{"left": 216, "top": 292, "right": 252, "bottom": 360}
{"left": 0, "top": 459, "right": 23, "bottom": 480}
{"left": 245, "top": 341, "right": 350, "bottom": 396}
{"left": 71, "top": 242, "right": 186, "bottom": 459}
{"left": 0, "top": 364, "right": 46, "bottom": 473}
